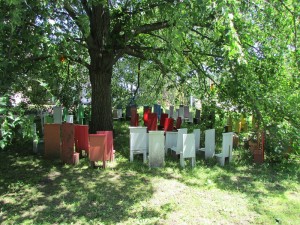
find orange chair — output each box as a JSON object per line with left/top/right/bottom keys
{"left": 89, "top": 134, "right": 107, "bottom": 168}
{"left": 96, "top": 131, "right": 115, "bottom": 161}
{"left": 44, "top": 124, "right": 61, "bottom": 159}
{"left": 61, "top": 123, "right": 75, "bottom": 164}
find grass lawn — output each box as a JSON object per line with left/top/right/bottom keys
{"left": 0, "top": 121, "right": 299, "bottom": 224}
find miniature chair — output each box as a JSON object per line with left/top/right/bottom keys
{"left": 178, "top": 106, "right": 184, "bottom": 119}
{"left": 215, "top": 132, "right": 234, "bottom": 166}
{"left": 89, "top": 134, "right": 107, "bottom": 168}
{"left": 44, "top": 124, "right": 61, "bottom": 159}
{"left": 66, "top": 115, "right": 73, "bottom": 123}
{"left": 143, "top": 108, "right": 151, "bottom": 126}
{"left": 169, "top": 105, "right": 174, "bottom": 118}
{"left": 158, "top": 113, "right": 168, "bottom": 130}
{"left": 117, "top": 109, "right": 123, "bottom": 119}
{"left": 188, "top": 112, "right": 193, "bottom": 123}
{"left": 53, "top": 106, "right": 63, "bottom": 124}
{"left": 97, "top": 131, "right": 115, "bottom": 161}
{"left": 174, "top": 117, "right": 182, "bottom": 130}
{"left": 61, "top": 123, "right": 79, "bottom": 165}
{"left": 171, "top": 128, "right": 188, "bottom": 155}
{"left": 113, "top": 109, "right": 118, "bottom": 120}
{"left": 148, "top": 131, "right": 165, "bottom": 167}
{"left": 130, "top": 107, "right": 139, "bottom": 126}
{"left": 74, "top": 125, "right": 89, "bottom": 156}
{"left": 165, "top": 131, "right": 178, "bottom": 154}
{"left": 180, "top": 133, "right": 196, "bottom": 168}
{"left": 147, "top": 113, "right": 158, "bottom": 131}
{"left": 199, "top": 129, "right": 215, "bottom": 159}
{"left": 154, "top": 104, "right": 161, "bottom": 120}
{"left": 129, "top": 127, "right": 148, "bottom": 163}
{"left": 193, "top": 129, "right": 201, "bottom": 151}
{"left": 183, "top": 106, "right": 189, "bottom": 121}
{"left": 164, "top": 118, "right": 174, "bottom": 132}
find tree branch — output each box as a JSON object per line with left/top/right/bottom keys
{"left": 64, "top": 3, "right": 86, "bottom": 36}
{"left": 67, "top": 55, "right": 90, "bottom": 69}
{"left": 81, "top": 0, "right": 92, "bottom": 19}
{"left": 133, "top": 21, "right": 171, "bottom": 36}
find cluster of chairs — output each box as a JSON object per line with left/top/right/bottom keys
{"left": 129, "top": 127, "right": 235, "bottom": 168}
{"left": 37, "top": 106, "right": 114, "bottom": 168}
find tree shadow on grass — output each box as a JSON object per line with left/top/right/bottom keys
{"left": 0, "top": 150, "right": 165, "bottom": 224}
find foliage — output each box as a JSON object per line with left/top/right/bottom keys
{"left": 0, "top": 96, "right": 34, "bottom": 150}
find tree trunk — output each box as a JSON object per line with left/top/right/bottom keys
{"left": 89, "top": 51, "right": 113, "bottom": 133}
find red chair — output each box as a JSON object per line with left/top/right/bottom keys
{"left": 147, "top": 113, "right": 158, "bottom": 131}
{"left": 143, "top": 108, "right": 151, "bottom": 126}
{"left": 74, "top": 125, "right": 89, "bottom": 156}
{"left": 130, "top": 107, "right": 139, "bottom": 126}
{"left": 159, "top": 113, "right": 168, "bottom": 127}
{"left": 175, "top": 117, "right": 182, "bottom": 130}
{"left": 164, "top": 118, "right": 174, "bottom": 132}
{"left": 89, "top": 134, "right": 107, "bottom": 168}
{"left": 61, "top": 123, "right": 78, "bottom": 165}
{"left": 97, "top": 131, "right": 115, "bottom": 161}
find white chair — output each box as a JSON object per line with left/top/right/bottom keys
{"left": 215, "top": 132, "right": 234, "bottom": 166}
{"left": 178, "top": 106, "right": 184, "bottom": 119}
{"left": 117, "top": 109, "right": 123, "bottom": 119}
{"left": 148, "top": 131, "right": 165, "bottom": 167}
{"left": 165, "top": 131, "right": 178, "bottom": 154}
{"left": 183, "top": 106, "right": 189, "bottom": 119}
{"left": 169, "top": 105, "right": 174, "bottom": 118}
{"left": 180, "top": 133, "right": 196, "bottom": 168}
{"left": 113, "top": 109, "right": 118, "bottom": 120}
{"left": 199, "top": 129, "right": 215, "bottom": 159}
{"left": 66, "top": 115, "right": 74, "bottom": 123}
{"left": 129, "top": 127, "right": 148, "bottom": 163}
{"left": 173, "top": 109, "right": 178, "bottom": 120}
{"left": 188, "top": 112, "right": 193, "bottom": 123}
{"left": 171, "top": 128, "right": 187, "bottom": 155}
{"left": 193, "top": 129, "right": 200, "bottom": 151}
{"left": 53, "top": 106, "right": 62, "bottom": 124}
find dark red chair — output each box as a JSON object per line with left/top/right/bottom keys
{"left": 130, "top": 107, "right": 139, "bottom": 126}
{"left": 164, "top": 118, "right": 174, "bottom": 132}
{"left": 160, "top": 113, "right": 168, "bottom": 127}
{"left": 74, "top": 125, "right": 89, "bottom": 156}
{"left": 147, "top": 113, "right": 158, "bottom": 131}
{"left": 175, "top": 117, "right": 182, "bottom": 130}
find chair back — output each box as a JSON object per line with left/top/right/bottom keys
{"left": 129, "top": 127, "right": 148, "bottom": 151}
{"left": 222, "top": 132, "right": 234, "bottom": 157}
{"left": 193, "top": 129, "right": 200, "bottom": 150}
{"left": 205, "top": 128, "right": 215, "bottom": 158}
{"left": 183, "top": 133, "right": 195, "bottom": 158}
{"left": 176, "top": 128, "right": 187, "bottom": 154}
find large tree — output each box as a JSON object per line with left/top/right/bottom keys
{"left": 1, "top": 0, "right": 299, "bottom": 137}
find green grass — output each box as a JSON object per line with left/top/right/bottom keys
{"left": 0, "top": 121, "right": 299, "bottom": 224}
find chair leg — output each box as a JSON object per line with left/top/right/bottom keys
{"left": 143, "top": 152, "right": 147, "bottom": 163}
{"left": 218, "top": 157, "right": 225, "bottom": 166}
{"left": 191, "top": 157, "right": 196, "bottom": 167}
{"left": 130, "top": 151, "right": 134, "bottom": 162}
{"left": 180, "top": 153, "right": 185, "bottom": 168}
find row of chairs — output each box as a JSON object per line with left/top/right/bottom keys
{"left": 129, "top": 127, "right": 234, "bottom": 167}
{"left": 43, "top": 123, "right": 114, "bottom": 168}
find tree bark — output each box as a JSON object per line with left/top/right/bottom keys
{"left": 87, "top": 4, "right": 114, "bottom": 133}
{"left": 89, "top": 50, "right": 113, "bottom": 133}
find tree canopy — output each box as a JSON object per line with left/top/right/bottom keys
{"left": 1, "top": 0, "right": 299, "bottom": 149}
